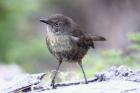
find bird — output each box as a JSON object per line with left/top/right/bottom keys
{"left": 40, "top": 14, "right": 106, "bottom": 88}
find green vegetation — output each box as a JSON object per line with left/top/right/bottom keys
{"left": 0, "top": 0, "right": 40, "bottom": 63}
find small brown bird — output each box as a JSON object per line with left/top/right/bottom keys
{"left": 40, "top": 14, "right": 106, "bottom": 88}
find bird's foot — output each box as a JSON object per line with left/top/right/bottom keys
{"left": 51, "top": 80, "right": 56, "bottom": 89}
{"left": 85, "top": 81, "right": 88, "bottom": 84}
{"left": 84, "top": 79, "right": 88, "bottom": 84}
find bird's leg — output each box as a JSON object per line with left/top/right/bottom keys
{"left": 78, "top": 62, "right": 88, "bottom": 84}
{"left": 51, "top": 60, "right": 62, "bottom": 89}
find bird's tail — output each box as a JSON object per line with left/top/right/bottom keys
{"left": 81, "top": 35, "right": 106, "bottom": 48}
{"left": 85, "top": 35, "right": 106, "bottom": 41}
{"left": 90, "top": 36, "right": 106, "bottom": 41}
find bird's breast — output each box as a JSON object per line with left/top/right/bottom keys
{"left": 46, "top": 30, "right": 74, "bottom": 52}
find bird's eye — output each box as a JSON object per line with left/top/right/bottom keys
{"left": 54, "top": 23, "right": 59, "bottom": 27}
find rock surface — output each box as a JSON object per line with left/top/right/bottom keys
{"left": 34, "top": 80, "right": 140, "bottom": 93}
{"left": 0, "top": 73, "right": 46, "bottom": 93}
{"left": 1, "top": 66, "right": 140, "bottom": 93}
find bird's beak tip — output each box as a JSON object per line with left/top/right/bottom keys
{"left": 40, "top": 19, "right": 48, "bottom": 24}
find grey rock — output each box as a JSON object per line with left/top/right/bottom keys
{"left": 0, "top": 73, "right": 46, "bottom": 93}
{"left": 2, "top": 66, "right": 140, "bottom": 93}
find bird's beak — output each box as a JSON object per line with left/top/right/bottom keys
{"left": 40, "top": 19, "right": 49, "bottom": 24}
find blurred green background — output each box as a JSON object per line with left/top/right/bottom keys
{"left": 0, "top": 0, "right": 140, "bottom": 80}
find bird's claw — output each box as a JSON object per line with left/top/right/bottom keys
{"left": 51, "top": 80, "right": 56, "bottom": 89}
{"left": 85, "top": 81, "right": 88, "bottom": 84}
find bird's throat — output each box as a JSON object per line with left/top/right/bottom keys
{"left": 46, "top": 26, "right": 73, "bottom": 52}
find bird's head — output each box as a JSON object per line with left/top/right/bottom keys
{"left": 40, "top": 14, "right": 73, "bottom": 34}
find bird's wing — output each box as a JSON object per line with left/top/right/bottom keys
{"left": 71, "top": 23, "right": 106, "bottom": 48}
{"left": 71, "top": 23, "right": 85, "bottom": 37}
{"left": 70, "top": 24, "right": 95, "bottom": 48}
